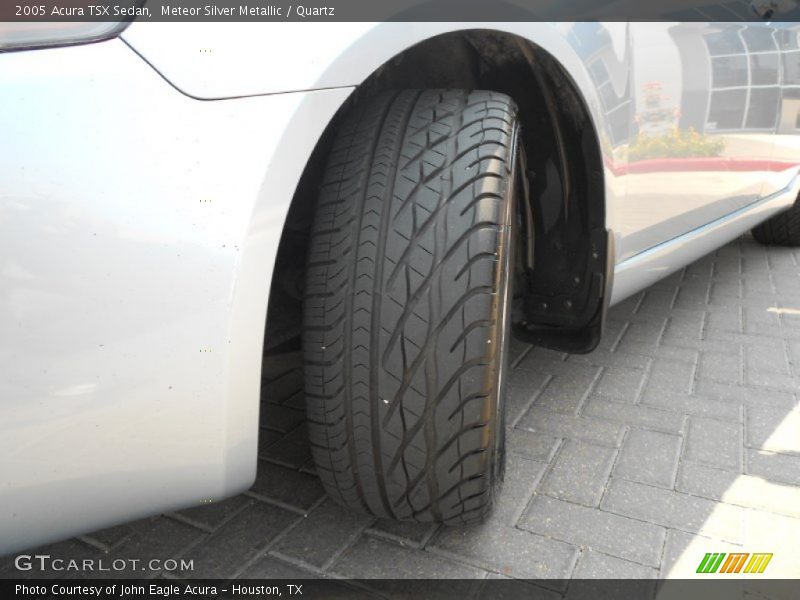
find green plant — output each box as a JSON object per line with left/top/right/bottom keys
{"left": 629, "top": 128, "right": 725, "bottom": 161}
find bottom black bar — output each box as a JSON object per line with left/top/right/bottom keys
{"left": 2, "top": 579, "right": 799, "bottom": 600}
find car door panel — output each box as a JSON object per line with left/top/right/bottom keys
{"left": 621, "top": 22, "right": 782, "bottom": 261}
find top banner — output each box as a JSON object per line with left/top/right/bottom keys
{"left": 4, "top": 0, "right": 800, "bottom": 22}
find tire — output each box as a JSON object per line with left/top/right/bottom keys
{"left": 302, "top": 89, "right": 519, "bottom": 524}
{"left": 752, "top": 201, "right": 800, "bottom": 246}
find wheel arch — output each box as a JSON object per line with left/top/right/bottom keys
{"left": 264, "top": 27, "right": 615, "bottom": 355}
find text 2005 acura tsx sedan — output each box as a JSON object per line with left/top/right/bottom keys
{"left": 3, "top": 19, "right": 800, "bottom": 554}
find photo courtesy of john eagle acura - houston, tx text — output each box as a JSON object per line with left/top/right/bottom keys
{"left": 2, "top": 2, "right": 800, "bottom": 579}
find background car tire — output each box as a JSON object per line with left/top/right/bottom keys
{"left": 752, "top": 200, "right": 800, "bottom": 246}
{"left": 302, "top": 89, "right": 519, "bottom": 523}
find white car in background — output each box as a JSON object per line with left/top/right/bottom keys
{"left": 3, "top": 19, "right": 800, "bottom": 553}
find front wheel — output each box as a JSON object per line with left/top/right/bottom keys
{"left": 303, "top": 89, "right": 519, "bottom": 524}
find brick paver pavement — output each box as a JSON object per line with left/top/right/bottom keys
{"left": 3, "top": 236, "right": 800, "bottom": 589}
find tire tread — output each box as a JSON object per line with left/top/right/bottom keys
{"left": 302, "top": 89, "right": 517, "bottom": 523}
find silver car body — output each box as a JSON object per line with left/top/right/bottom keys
{"left": 2, "top": 21, "right": 799, "bottom": 553}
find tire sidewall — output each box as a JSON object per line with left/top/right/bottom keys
{"left": 489, "top": 116, "right": 521, "bottom": 501}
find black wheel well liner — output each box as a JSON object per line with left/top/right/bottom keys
{"left": 265, "top": 29, "right": 611, "bottom": 356}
